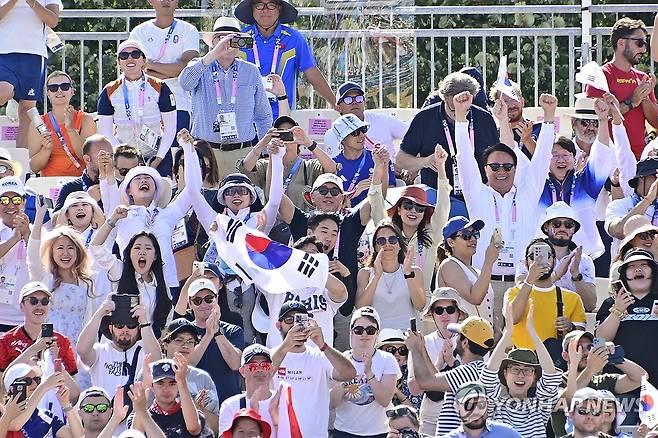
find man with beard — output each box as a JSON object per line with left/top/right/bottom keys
{"left": 506, "top": 238, "right": 586, "bottom": 350}
{"left": 439, "top": 382, "right": 521, "bottom": 438}
{"left": 517, "top": 202, "right": 597, "bottom": 311}
{"left": 586, "top": 17, "right": 658, "bottom": 160}
{"left": 562, "top": 388, "right": 611, "bottom": 438}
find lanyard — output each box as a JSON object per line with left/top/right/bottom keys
{"left": 548, "top": 172, "right": 577, "bottom": 205}
{"left": 252, "top": 38, "right": 281, "bottom": 75}
{"left": 283, "top": 158, "right": 303, "bottom": 192}
{"left": 493, "top": 189, "right": 517, "bottom": 225}
{"left": 211, "top": 62, "right": 238, "bottom": 106}
{"left": 122, "top": 75, "right": 146, "bottom": 125}
{"left": 84, "top": 228, "right": 93, "bottom": 248}
{"left": 364, "top": 135, "right": 380, "bottom": 151}
{"left": 156, "top": 19, "right": 177, "bottom": 60}
{"left": 47, "top": 112, "right": 81, "bottom": 169}
{"left": 81, "top": 173, "right": 90, "bottom": 192}
{"left": 146, "top": 208, "right": 159, "bottom": 228}
{"left": 442, "top": 117, "right": 474, "bottom": 157}
{"left": 417, "top": 239, "right": 424, "bottom": 269}
{"left": 347, "top": 153, "right": 369, "bottom": 192}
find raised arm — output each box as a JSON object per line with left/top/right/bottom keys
{"left": 261, "top": 139, "right": 285, "bottom": 233}
{"left": 595, "top": 288, "right": 634, "bottom": 341}
{"left": 561, "top": 338, "right": 584, "bottom": 406}
{"left": 525, "top": 94, "right": 557, "bottom": 199}
{"left": 174, "top": 353, "right": 202, "bottom": 436}
{"left": 77, "top": 296, "right": 115, "bottom": 367}
{"left": 308, "top": 321, "right": 356, "bottom": 381}
{"left": 453, "top": 91, "right": 486, "bottom": 203}
{"left": 430, "top": 146, "right": 451, "bottom": 239}
{"left": 487, "top": 302, "right": 514, "bottom": 371}
{"left": 492, "top": 98, "right": 515, "bottom": 148}
{"left": 26, "top": 200, "right": 47, "bottom": 281}
{"left": 355, "top": 266, "right": 379, "bottom": 309}
{"left": 510, "top": 257, "right": 544, "bottom": 323}
{"left": 404, "top": 330, "right": 451, "bottom": 392}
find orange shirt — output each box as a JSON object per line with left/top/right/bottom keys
{"left": 40, "top": 111, "right": 85, "bottom": 177}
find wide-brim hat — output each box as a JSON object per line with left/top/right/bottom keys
{"left": 331, "top": 113, "right": 370, "bottom": 143}
{"left": 0, "top": 147, "right": 23, "bottom": 178}
{"left": 618, "top": 248, "right": 658, "bottom": 280}
{"left": 498, "top": 348, "right": 542, "bottom": 385}
{"left": 217, "top": 173, "right": 257, "bottom": 206}
{"left": 119, "top": 166, "right": 172, "bottom": 208}
{"left": 540, "top": 201, "right": 581, "bottom": 234}
{"left": 375, "top": 328, "right": 406, "bottom": 348}
{"left": 566, "top": 96, "right": 599, "bottom": 120}
{"left": 387, "top": 185, "right": 434, "bottom": 223}
{"left": 202, "top": 17, "right": 242, "bottom": 47}
{"left": 223, "top": 408, "right": 272, "bottom": 438}
{"left": 618, "top": 214, "right": 658, "bottom": 252}
{"left": 234, "top": 0, "right": 298, "bottom": 25}
{"left": 629, "top": 157, "right": 658, "bottom": 189}
{"left": 56, "top": 191, "right": 105, "bottom": 228}
{"left": 423, "top": 287, "right": 465, "bottom": 319}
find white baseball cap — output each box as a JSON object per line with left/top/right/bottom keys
{"left": 188, "top": 278, "right": 218, "bottom": 298}
{"left": 0, "top": 176, "right": 25, "bottom": 197}
{"left": 19, "top": 281, "right": 52, "bottom": 301}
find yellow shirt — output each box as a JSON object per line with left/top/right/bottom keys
{"left": 505, "top": 284, "right": 586, "bottom": 349}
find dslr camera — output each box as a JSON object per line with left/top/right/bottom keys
{"left": 230, "top": 35, "right": 254, "bottom": 49}
{"left": 398, "top": 429, "right": 419, "bottom": 438}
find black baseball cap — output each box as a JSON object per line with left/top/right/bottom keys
{"left": 273, "top": 115, "right": 299, "bottom": 129}
{"left": 164, "top": 318, "right": 198, "bottom": 341}
{"left": 277, "top": 301, "right": 308, "bottom": 321}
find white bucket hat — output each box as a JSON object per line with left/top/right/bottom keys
{"left": 118, "top": 166, "right": 172, "bottom": 208}
{"left": 331, "top": 114, "right": 370, "bottom": 143}
{"left": 202, "top": 17, "right": 242, "bottom": 47}
{"left": 541, "top": 201, "right": 581, "bottom": 234}
{"left": 56, "top": 191, "right": 105, "bottom": 228}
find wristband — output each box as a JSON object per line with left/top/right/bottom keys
{"left": 62, "top": 404, "right": 74, "bottom": 413}
{"left": 139, "top": 322, "right": 151, "bottom": 329}
{"left": 522, "top": 280, "right": 534, "bottom": 289}
{"left": 366, "top": 374, "right": 375, "bottom": 382}
{"left": 277, "top": 95, "right": 288, "bottom": 101}
{"left": 107, "top": 218, "right": 116, "bottom": 228}
{"left": 307, "top": 141, "right": 317, "bottom": 152}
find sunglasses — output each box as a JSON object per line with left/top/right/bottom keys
{"left": 23, "top": 296, "right": 50, "bottom": 306}
{"left": 457, "top": 229, "right": 480, "bottom": 240}
{"left": 352, "top": 325, "right": 378, "bottom": 335}
{"left": 507, "top": 366, "right": 535, "bottom": 376}
{"left": 254, "top": 1, "right": 280, "bottom": 10}
{"left": 315, "top": 186, "right": 342, "bottom": 197}
{"left": 21, "top": 376, "right": 42, "bottom": 386}
{"left": 82, "top": 403, "right": 110, "bottom": 414}
{"left": 246, "top": 362, "right": 272, "bottom": 372}
{"left": 637, "top": 230, "right": 658, "bottom": 241}
{"left": 550, "top": 219, "right": 576, "bottom": 229}
{"left": 463, "top": 399, "right": 488, "bottom": 411}
{"left": 375, "top": 235, "right": 400, "bottom": 246}
{"left": 577, "top": 407, "right": 602, "bottom": 416}
{"left": 117, "top": 167, "right": 132, "bottom": 177}
{"left": 113, "top": 324, "right": 137, "bottom": 330}
{"left": 47, "top": 82, "right": 72, "bottom": 93}
{"left": 191, "top": 295, "right": 216, "bottom": 306}
{"left": 118, "top": 50, "right": 144, "bottom": 60}
{"left": 578, "top": 119, "right": 599, "bottom": 128}
{"left": 382, "top": 345, "right": 408, "bottom": 356}
{"left": 401, "top": 199, "right": 427, "bottom": 214}
{"left": 486, "top": 163, "right": 515, "bottom": 172}
{"left": 350, "top": 126, "right": 368, "bottom": 137}
{"left": 386, "top": 406, "right": 418, "bottom": 420}
{"left": 224, "top": 186, "right": 251, "bottom": 197}
{"left": 0, "top": 195, "right": 24, "bottom": 205}
{"left": 432, "top": 305, "right": 457, "bottom": 315}
{"left": 620, "top": 37, "right": 647, "bottom": 48}
{"left": 340, "top": 95, "right": 365, "bottom": 105}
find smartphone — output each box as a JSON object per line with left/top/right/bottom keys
{"left": 294, "top": 313, "right": 309, "bottom": 327}
{"left": 533, "top": 243, "right": 550, "bottom": 263}
{"left": 592, "top": 337, "right": 606, "bottom": 349}
{"left": 409, "top": 317, "right": 417, "bottom": 332}
{"left": 492, "top": 227, "right": 503, "bottom": 246}
{"left": 608, "top": 345, "right": 625, "bottom": 365}
{"left": 274, "top": 129, "right": 294, "bottom": 142}
{"left": 230, "top": 35, "right": 254, "bottom": 49}
{"left": 192, "top": 261, "right": 205, "bottom": 275}
{"left": 41, "top": 323, "right": 53, "bottom": 339}
{"left": 9, "top": 380, "right": 28, "bottom": 403}
{"left": 610, "top": 280, "right": 624, "bottom": 296}
{"left": 111, "top": 294, "right": 140, "bottom": 325}
{"left": 37, "top": 195, "right": 54, "bottom": 209}
{"left": 54, "top": 358, "right": 63, "bottom": 372}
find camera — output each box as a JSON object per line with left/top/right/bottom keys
{"left": 230, "top": 35, "right": 254, "bottom": 49}
{"left": 398, "top": 428, "right": 419, "bottom": 438}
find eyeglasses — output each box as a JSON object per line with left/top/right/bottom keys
{"left": 23, "top": 296, "right": 50, "bottom": 306}
{"left": 315, "top": 186, "right": 342, "bottom": 197}
{"left": 118, "top": 50, "right": 144, "bottom": 60}
{"left": 386, "top": 405, "right": 418, "bottom": 420}
{"left": 486, "top": 163, "right": 515, "bottom": 172}
{"left": 340, "top": 95, "right": 365, "bottom": 105}
{"left": 375, "top": 235, "right": 400, "bottom": 246}
{"left": 82, "top": 403, "right": 110, "bottom": 414}
{"left": 507, "top": 366, "right": 535, "bottom": 376}
{"left": 457, "top": 229, "right": 480, "bottom": 241}
{"left": 21, "top": 376, "right": 42, "bottom": 386}
{"left": 382, "top": 345, "right": 408, "bottom": 356}
{"left": 191, "top": 295, "right": 216, "bottom": 306}
{"left": 401, "top": 199, "right": 427, "bottom": 214}
{"left": 637, "top": 230, "right": 658, "bottom": 241}
{"left": 551, "top": 154, "right": 574, "bottom": 161}
{"left": 281, "top": 313, "right": 312, "bottom": 325}
{"left": 620, "top": 37, "right": 647, "bottom": 48}
{"left": 576, "top": 407, "right": 602, "bottom": 417}
{"left": 246, "top": 362, "right": 273, "bottom": 372}
{"left": 224, "top": 186, "right": 251, "bottom": 197}
{"left": 463, "top": 399, "right": 488, "bottom": 411}
{"left": 578, "top": 119, "right": 599, "bottom": 128}
{"left": 433, "top": 305, "right": 457, "bottom": 315}
{"left": 47, "top": 83, "right": 72, "bottom": 93}
{"left": 350, "top": 126, "right": 368, "bottom": 137}
{"left": 254, "top": 1, "right": 280, "bottom": 10}
{"left": 550, "top": 219, "right": 576, "bottom": 229}
{"left": 117, "top": 167, "right": 132, "bottom": 177}
{"left": 171, "top": 338, "right": 197, "bottom": 347}
{"left": 113, "top": 324, "right": 137, "bottom": 330}
{"left": 0, "top": 195, "right": 23, "bottom": 205}
{"left": 352, "top": 325, "right": 378, "bottom": 335}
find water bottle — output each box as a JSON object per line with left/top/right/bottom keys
{"left": 27, "top": 107, "right": 49, "bottom": 136}
{"left": 5, "top": 99, "right": 18, "bottom": 123}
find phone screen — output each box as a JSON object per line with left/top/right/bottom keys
{"left": 409, "top": 318, "right": 417, "bottom": 332}
{"left": 41, "top": 323, "right": 53, "bottom": 339}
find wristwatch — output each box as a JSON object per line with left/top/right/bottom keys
{"left": 571, "top": 273, "right": 583, "bottom": 282}
{"left": 404, "top": 271, "right": 416, "bottom": 279}
{"left": 623, "top": 98, "right": 633, "bottom": 108}
{"left": 307, "top": 141, "right": 318, "bottom": 152}
{"left": 277, "top": 95, "right": 288, "bottom": 101}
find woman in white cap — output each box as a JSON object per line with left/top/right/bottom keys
{"left": 331, "top": 306, "right": 401, "bottom": 438}
{"left": 376, "top": 328, "right": 422, "bottom": 410}
{"left": 97, "top": 39, "right": 177, "bottom": 177}
{"left": 54, "top": 191, "right": 105, "bottom": 247}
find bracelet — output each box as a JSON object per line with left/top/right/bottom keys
{"left": 522, "top": 280, "right": 534, "bottom": 289}
{"left": 320, "top": 342, "right": 328, "bottom": 352}
{"left": 307, "top": 141, "right": 317, "bottom": 152}
{"left": 62, "top": 404, "right": 74, "bottom": 413}
{"left": 107, "top": 218, "right": 116, "bottom": 228}
{"left": 138, "top": 322, "right": 151, "bottom": 329}
{"left": 277, "top": 95, "right": 288, "bottom": 101}
{"left": 366, "top": 374, "right": 375, "bottom": 382}
{"left": 610, "top": 307, "right": 627, "bottom": 319}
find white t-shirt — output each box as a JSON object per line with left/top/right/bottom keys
{"left": 219, "top": 390, "right": 275, "bottom": 435}
{"left": 322, "top": 111, "right": 409, "bottom": 161}
{"left": 129, "top": 18, "right": 199, "bottom": 111}
{"left": 86, "top": 340, "right": 144, "bottom": 395}
{"left": 334, "top": 350, "right": 401, "bottom": 435}
{"left": 0, "top": 0, "right": 62, "bottom": 57}
{"left": 265, "top": 287, "right": 346, "bottom": 348}
{"left": 273, "top": 347, "right": 334, "bottom": 438}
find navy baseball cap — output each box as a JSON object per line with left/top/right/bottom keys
{"left": 165, "top": 318, "right": 198, "bottom": 341}
{"left": 151, "top": 359, "right": 176, "bottom": 383}
{"left": 336, "top": 82, "right": 364, "bottom": 103}
{"left": 273, "top": 115, "right": 299, "bottom": 129}
{"left": 442, "top": 216, "right": 485, "bottom": 241}
{"left": 278, "top": 301, "right": 308, "bottom": 321}
{"left": 201, "top": 263, "right": 224, "bottom": 281}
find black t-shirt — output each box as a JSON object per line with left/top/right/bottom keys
{"left": 596, "top": 295, "right": 658, "bottom": 387}
{"left": 289, "top": 206, "right": 365, "bottom": 315}
{"left": 399, "top": 101, "right": 499, "bottom": 194}
{"left": 128, "top": 405, "right": 207, "bottom": 438}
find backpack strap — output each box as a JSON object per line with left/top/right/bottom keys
{"left": 555, "top": 286, "right": 564, "bottom": 339}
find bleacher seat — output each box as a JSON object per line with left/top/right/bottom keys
{"left": 25, "top": 175, "right": 77, "bottom": 203}
{"left": 10, "top": 147, "right": 30, "bottom": 183}
{"left": 368, "top": 108, "right": 419, "bottom": 124}
{"left": 290, "top": 109, "right": 340, "bottom": 142}
{"left": 0, "top": 115, "right": 18, "bottom": 149}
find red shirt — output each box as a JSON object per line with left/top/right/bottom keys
{"left": 586, "top": 62, "right": 657, "bottom": 159}
{"left": 0, "top": 326, "right": 78, "bottom": 373}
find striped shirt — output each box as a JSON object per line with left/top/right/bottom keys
{"left": 480, "top": 367, "right": 562, "bottom": 438}
{"left": 435, "top": 360, "right": 486, "bottom": 436}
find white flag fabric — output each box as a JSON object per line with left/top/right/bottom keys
{"left": 495, "top": 55, "right": 521, "bottom": 101}
{"left": 640, "top": 375, "right": 658, "bottom": 428}
{"left": 575, "top": 61, "right": 610, "bottom": 92}
{"left": 212, "top": 215, "right": 329, "bottom": 295}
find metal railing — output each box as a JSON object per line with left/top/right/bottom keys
{"left": 51, "top": 3, "right": 656, "bottom": 112}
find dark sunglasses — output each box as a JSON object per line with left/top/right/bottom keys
{"left": 315, "top": 186, "right": 342, "bottom": 197}
{"left": 350, "top": 126, "right": 368, "bottom": 137}
{"left": 340, "top": 95, "right": 365, "bottom": 105}
{"left": 82, "top": 403, "right": 110, "bottom": 414}
{"left": 463, "top": 399, "right": 488, "bottom": 411}
{"left": 113, "top": 324, "right": 137, "bottom": 330}
{"left": 191, "top": 295, "right": 216, "bottom": 306}
{"left": 352, "top": 325, "right": 378, "bottom": 335}
{"left": 620, "top": 37, "right": 647, "bottom": 48}
{"left": 382, "top": 345, "right": 408, "bottom": 356}
{"left": 457, "top": 229, "right": 480, "bottom": 241}
{"left": 23, "top": 296, "right": 50, "bottom": 306}
{"left": 550, "top": 219, "right": 576, "bottom": 230}
{"left": 486, "top": 163, "right": 515, "bottom": 172}
{"left": 433, "top": 305, "right": 457, "bottom": 315}
{"left": 637, "top": 230, "right": 658, "bottom": 241}
{"left": 578, "top": 119, "right": 599, "bottom": 128}
{"left": 117, "top": 167, "right": 132, "bottom": 177}
{"left": 246, "top": 362, "right": 272, "bottom": 372}
{"left": 224, "top": 186, "right": 251, "bottom": 197}
{"left": 577, "top": 407, "right": 602, "bottom": 416}
{"left": 47, "top": 82, "right": 72, "bottom": 93}
{"left": 22, "top": 376, "right": 42, "bottom": 386}
{"left": 0, "top": 195, "right": 24, "bottom": 205}
{"left": 118, "top": 50, "right": 144, "bottom": 60}
{"left": 386, "top": 405, "right": 418, "bottom": 420}
{"left": 375, "top": 235, "right": 400, "bottom": 246}
{"left": 401, "top": 199, "right": 426, "bottom": 214}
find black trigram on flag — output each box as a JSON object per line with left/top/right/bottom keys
{"left": 226, "top": 218, "right": 243, "bottom": 243}
{"left": 297, "top": 252, "right": 320, "bottom": 278}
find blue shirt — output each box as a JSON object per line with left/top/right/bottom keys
{"left": 240, "top": 23, "right": 316, "bottom": 119}
{"left": 334, "top": 149, "right": 396, "bottom": 206}
{"left": 20, "top": 408, "right": 65, "bottom": 438}
{"left": 439, "top": 420, "right": 522, "bottom": 438}
{"left": 52, "top": 171, "right": 100, "bottom": 211}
